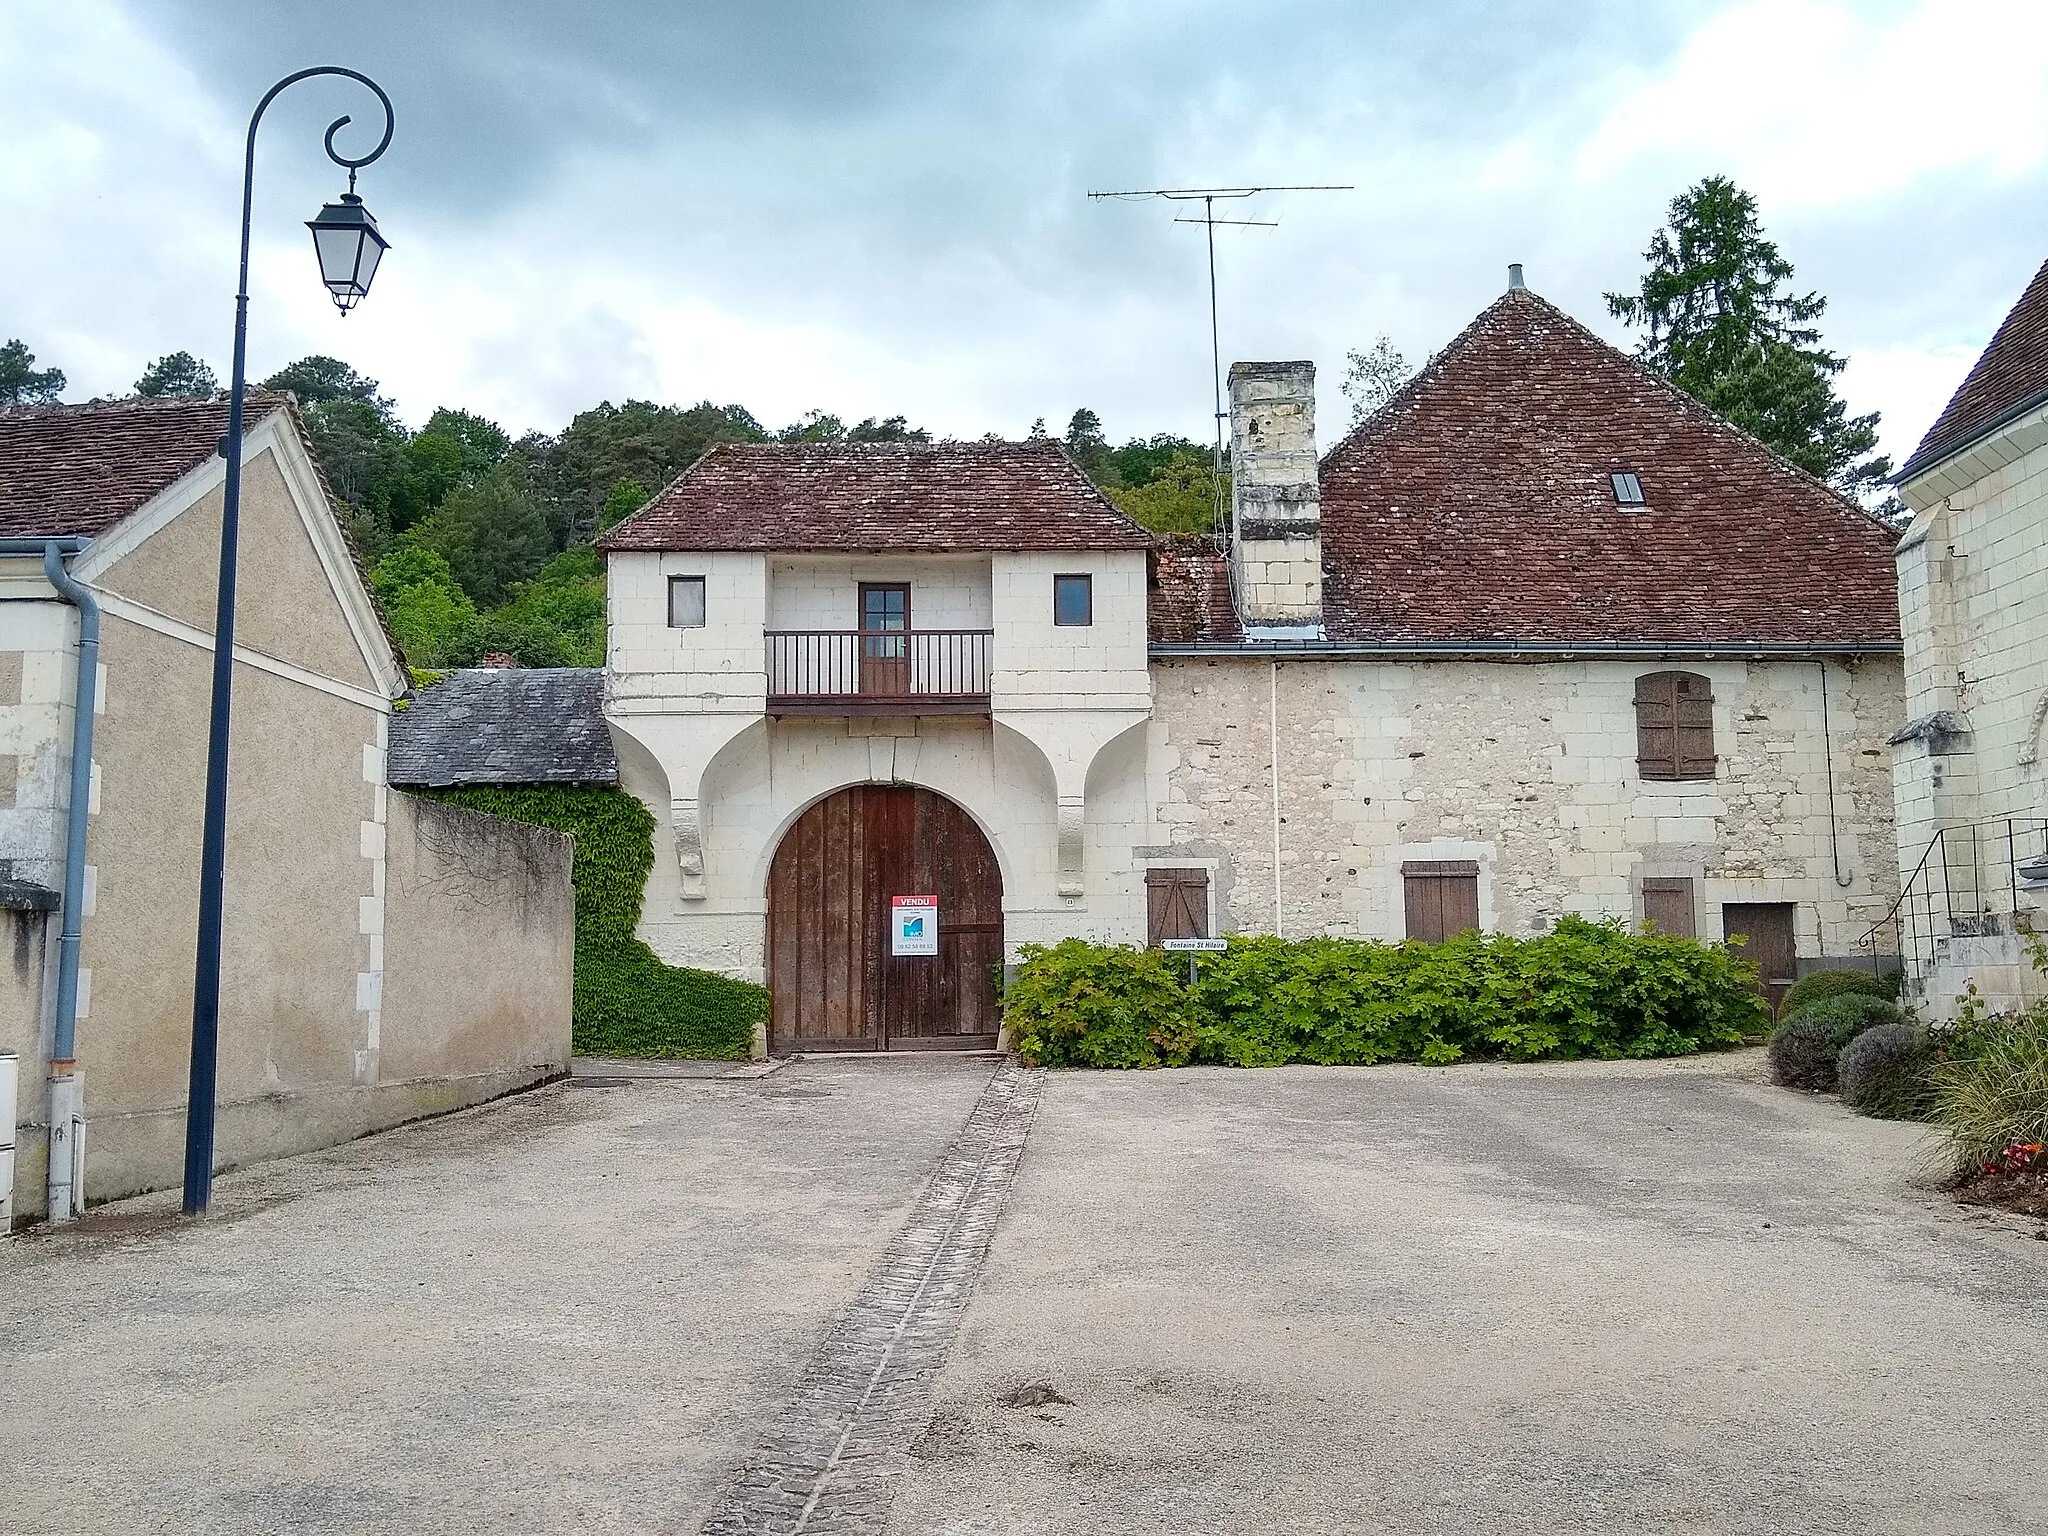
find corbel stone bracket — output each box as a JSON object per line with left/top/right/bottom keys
{"left": 671, "top": 795, "right": 707, "bottom": 900}
{"left": 1056, "top": 794, "right": 1085, "bottom": 898}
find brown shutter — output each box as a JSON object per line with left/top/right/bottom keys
{"left": 1636, "top": 671, "right": 1715, "bottom": 782}
{"left": 1641, "top": 877, "right": 1696, "bottom": 938}
{"left": 1146, "top": 868, "right": 1210, "bottom": 944}
{"left": 1402, "top": 860, "right": 1480, "bottom": 942}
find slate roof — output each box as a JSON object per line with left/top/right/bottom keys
{"left": 0, "top": 393, "right": 289, "bottom": 538}
{"left": 1901, "top": 255, "right": 2048, "bottom": 481}
{"left": 1306, "top": 288, "right": 1901, "bottom": 647}
{"left": 386, "top": 668, "right": 618, "bottom": 787}
{"left": 597, "top": 440, "right": 1154, "bottom": 553}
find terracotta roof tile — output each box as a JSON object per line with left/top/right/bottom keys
{"left": 0, "top": 393, "right": 288, "bottom": 538}
{"left": 1147, "top": 539, "right": 1241, "bottom": 644}
{"left": 1316, "top": 290, "right": 1901, "bottom": 646}
{"left": 1902, "top": 255, "right": 2048, "bottom": 480}
{"left": 597, "top": 439, "right": 1153, "bottom": 553}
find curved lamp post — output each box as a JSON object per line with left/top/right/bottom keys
{"left": 183, "top": 68, "right": 395, "bottom": 1216}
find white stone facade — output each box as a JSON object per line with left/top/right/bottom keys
{"left": 1892, "top": 399, "right": 2048, "bottom": 1013}
{"left": 606, "top": 547, "right": 1154, "bottom": 975}
{"left": 1146, "top": 655, "right": 1902, "bottom": 954}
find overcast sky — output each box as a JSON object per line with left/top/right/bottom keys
{"left": 5, "top": 0, "right": 2044, "bottom": 467}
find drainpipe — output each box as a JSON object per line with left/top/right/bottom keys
{"left": 1270, "top": 659, "right": 1284, "bottom": 938}
{"left": 0, "top": 537, "right": 98, "bottom": 1223}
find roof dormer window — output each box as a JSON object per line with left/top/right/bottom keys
{"left": 1611, "top": 470, "right": 1647, "bottom": 508}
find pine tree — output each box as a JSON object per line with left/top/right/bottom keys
{"left": 0, "top": 339, "right": 66, "bottom": 405}
{"left": 1606, "top": 176, "right": 1891, "bottom": 500}
{"left": 134, "top": 351, "right": 218, "bottom": 397}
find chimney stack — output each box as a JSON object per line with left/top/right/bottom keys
{"left": 1508, "top": 262, "right": 1526, "bottom": 291}
{"left": 1227, "top": 360, "right": 1321, "bottom": 633}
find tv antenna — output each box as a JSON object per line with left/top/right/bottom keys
{"left": 1088, "top": 184, "right": 1351, "bottom": 544}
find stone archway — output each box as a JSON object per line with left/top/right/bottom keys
{"left": 765, "top": 785, "right": 1004, "bottom": 1052}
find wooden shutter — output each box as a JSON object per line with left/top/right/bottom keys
{"left": 1641, "top": 877, "right": 1696, "bottom": 938}
{"left": 1146, "top": 868, "right": 1210, "bottom": 945}
{"left": 1402, "top": 860, "right": 1480, "bottom": 943}
{"left": 1635, "top": 671, "right": 1716, "bottom": 782}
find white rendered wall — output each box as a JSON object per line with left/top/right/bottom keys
{"left": 765, "top": 555, "right": 992, "bottom": 631}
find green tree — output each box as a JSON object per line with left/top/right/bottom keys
{"left": 1606, "top": 176, "right": 1891, "bottom": 498}
{"left": 846, "top": 414, "right": 930, "bottom": 444}
{"left": 539, "top": 399, "right": 764, "bottom": 544}
{"left": 370, "top": 544, "right": 479, "bottom": 668}
{"left": 0, "top": 339, "right": 65, "bottom": 405}
{"left": 599, "top": 478, "right": 650, "bottom": 532}
{"left": 261, "top": 356, "right": 408, "bottom": 553}
{"left": 1107, "top": 448, "right": 1228, "bottom": 535}
{"left": 410, "top": 463, "right": 554, "bottom": 608}
{"left": 1341, "top": 336, "right": 1411, "bottom": 426}
{"left": 418, "top": 407, "right": 510, "bottom": 476}
{"left": 134, "top": 351, "right": 218, "bottom": 397}
{"left": 481, "top": 546, "right": 607, "bottom": 667}
{"left": 1104, "top": 432, "right": 1204, "bottom": 490}
{"left": 1063, "top": 408, "right": 1116, "bottom": 485}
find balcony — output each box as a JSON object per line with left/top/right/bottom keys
{"left": 766, "top": 629, "right": 994, "bottom": 716}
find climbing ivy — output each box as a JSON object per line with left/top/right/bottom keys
{"left": 418, "top": 785, "right": 766, "bottom": 1058}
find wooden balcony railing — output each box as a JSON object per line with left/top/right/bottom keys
{"left": 766, "top": 629, "right": 994, "bottom": 713}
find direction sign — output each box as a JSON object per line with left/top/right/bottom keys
{"left": 1161, "top": 937, "right": 1228, "bottom": 952}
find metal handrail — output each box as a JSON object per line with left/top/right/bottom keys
{"left": 1863, "top": 818, "right": 2048, "bottom": 980}
{"left": 765, "top": 628, "right": 995, "bottom": 701}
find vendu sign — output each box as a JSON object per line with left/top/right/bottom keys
{"left": 891, "top": 895, "right": 938, "bottom": 956}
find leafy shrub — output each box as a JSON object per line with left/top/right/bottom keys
{"left": 420, "top": 785, "right": 766, "bottom": 1058}
{"left": 1007, "top": 917, "right": 1764, "bottom": 1070}
{"left": 1780, "top": 968, "right": 1899, "bottom": 1015}
{"left": 1929, "top": 1004, "right": 2048, "bottom": 1176}
{"left": 1002, "top": 939, "right": 1197, "bottom": 1069}
{"left": 1838, "top": 1022, "right": 1934, "bottom": 1119}
{"left": 1769, "top": 1011, "right": 1841, "bottom": 1091}
{"left": 1767, "top": 994, "right": 1898, "bottom": 1092}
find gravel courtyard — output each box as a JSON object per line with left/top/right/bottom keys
{"left": 3, "top": 1051, "right": 2044, "bottom": 1535}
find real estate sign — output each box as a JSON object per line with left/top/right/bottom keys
{"left": 891, "top": 895, "right": 938, "bottom": 956}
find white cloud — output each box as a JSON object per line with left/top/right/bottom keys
{"left": 1578, "top": 0, "right": 2048, "bottom": 208}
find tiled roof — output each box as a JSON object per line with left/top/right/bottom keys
{"left": 386, "top": 668, "right": 618, "bottom": 787}
{"left": 0, "top": 393, "right": 287, "bottom": 538}
{"left": 1148, "top": 539, "right": 1241, "bottom": 644}
{"left": 1901, "top": 255, "right": 2048, "bottom": 481}
{"left": 1314, "top": 289, "right": 1901, "bottom": 646}
{"left": 597, "top": 440, "right": 1154, "bottom": 553}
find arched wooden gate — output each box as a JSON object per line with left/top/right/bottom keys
{"left": 766, "top": 785, "right": 1004, "bottom": 1052}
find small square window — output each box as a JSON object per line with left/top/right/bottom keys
{"left": 1611, "top": 470, "right": 1646, "bottom": 506}
{"left": 1053, "top": 573, "right": 1092, "bottom": 626}
{"left": 668, "top": 575, "right": 706, "bottom": 628}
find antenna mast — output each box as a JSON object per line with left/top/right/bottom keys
{"left": 1088, "top": 184, "right": 1351, "bottom": 548}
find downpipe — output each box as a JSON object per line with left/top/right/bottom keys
{"left": 3, "top": 538, "right": 99, "bottom": 1223}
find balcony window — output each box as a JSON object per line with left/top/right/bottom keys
{"left": 669, "top": 575, "right": 706, "bottom": 628}
{"left": 1054, "top": 573, "right": 1093, "bottom": 626}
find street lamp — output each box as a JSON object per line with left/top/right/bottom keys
{"left": 183, "top": 68, "right": 395, "bottom": 1216}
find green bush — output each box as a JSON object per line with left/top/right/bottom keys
{"left": 1006, "top": 917, "right": 1765, "bottom": 1070}
{"left": 1768, "top": 1011, "right": 1840, "bottom": 1091}
{"left": 419, "top": 785, "right": 766, "bottom": 1058}
{"left": 1838, "top": 1022, "right": 1934, "bottom": 1120}
{"left": 1928, "top": 1004, "right": 2048, "bottom": 1176}
{"left": 1767, "top": 994, "right": 1898, "bottom": 1092}
{"left": 1001, "top": 939, "right": 1197, "bottom": 1069}
{"left": 1780, "top": 968, "right": 1898, "bottom": 1015}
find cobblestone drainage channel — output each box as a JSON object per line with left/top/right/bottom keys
{"left": 698, "top": 1060, "right": 1046, "bottom": 1536}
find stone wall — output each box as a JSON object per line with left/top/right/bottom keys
{"left": 1892, "top": 416, "right": 2048, "bottom": 1014}
{"left": 1146, "top": 655, "right": 1904, "bottom": 957}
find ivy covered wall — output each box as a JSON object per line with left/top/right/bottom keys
{"left": 419, "top": 785, "right": 767, "bottom": 1059}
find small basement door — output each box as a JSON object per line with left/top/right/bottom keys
{"left": 1722, "top": 902, "right": 1798, "bottom": 1018}
{"left": 766, "top": 785, "right": 1004, "bottom": 1052}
